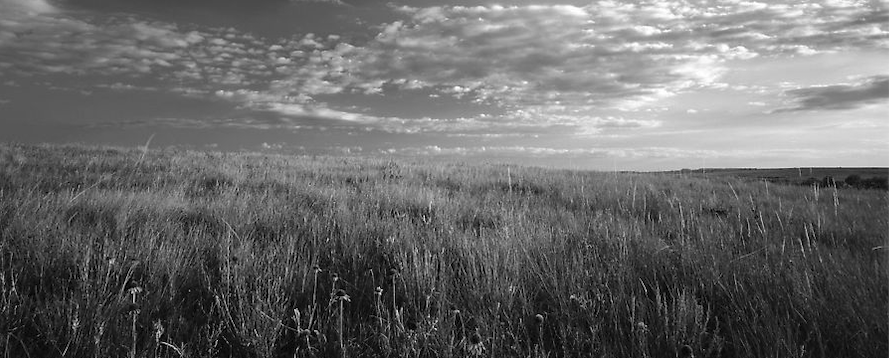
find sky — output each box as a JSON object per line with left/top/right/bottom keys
{"left": 0, "top": 0, "right": 887, "bottom": 170}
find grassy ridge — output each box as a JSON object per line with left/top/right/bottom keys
{"left": 663, "top": 168, "right": 889, "bottom": 189}
{"left": 0, "top": 143, "right": 886, "bottom": 358}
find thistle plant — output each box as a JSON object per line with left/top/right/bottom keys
{"left": 387, "top": 267, "right": 398, "bottom": 329}
{"left": 309, "top": 264, "right": 322, "bottom": 330}
{"left": 534, "top": 313, "right": 545, "bottom": 354}
{"left": 127, "top": 286, "right": 143, "bottom": 358}
{"left": 373, "top": 286, "right": 384, "bottom": 329}
{"left": 634, "top": 321, "right": 650, "bottom": 357}
{"left": 330, "top": 289, "right": 350, "bottom": 358}
{"left": 451, "top": 307, "right": 464, "bottom": 343}
{"left": 292, "top": 308, "right": 316, "bottom": 354}
{"left": 371, "top": 286, "right": 393, "bottom": 355}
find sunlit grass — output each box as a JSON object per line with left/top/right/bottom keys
{"left": 0, "top": 143, "right": 886, "bottom": 357}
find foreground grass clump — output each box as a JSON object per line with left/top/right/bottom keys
{"left": 0, "top": 143, "right": 886, "bottom": 358}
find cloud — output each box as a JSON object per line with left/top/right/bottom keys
{"left": 256, "top": 1, "right": 886, "bottom": 132}
{"left": 212, "top": 88, "right": 380, "bottom": 123}
{"left": 0, "top": 0, "right": 56, "bottom": 16}
{"left": 366, "top": 4, "right": 693, "bottom": 107}
{"left": 0, "top": 14, "right": 204, "bottom": 76}
{"left": 3, "top": 0, "right": 886, "bottom": 136}
{"left": 379, "top": 145, "right": 872, "bottom": 162}
{"left": 776, "top": 75, "right": 889, "bottom": 112}
{"left": 87, "top": 116, "right": 326, "bottom": 131}
{"left": 372, "top": 2, "right": 887, "bottom": 95}
{"left": 0, "top": 4, "right": 285, "bottom": 92}
{"left": 379, "top": 145, "right": 722, "bottom": 159}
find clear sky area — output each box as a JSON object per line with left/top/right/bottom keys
{"left": 1, "top": 0, "right": 887, "bottom": 170}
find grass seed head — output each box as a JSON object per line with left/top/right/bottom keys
{"left": 335, "top": 289, "right": 350, "bottom": 302}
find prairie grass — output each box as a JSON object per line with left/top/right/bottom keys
{"left": 0, "top": 143, "right": 886, "bottom": 357}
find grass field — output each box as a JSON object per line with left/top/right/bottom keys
{"left": 662, "top": 168, "right": 888, "bottom": 188}
{"left": 0, "top": 143, "right": 886, "bottom": 358}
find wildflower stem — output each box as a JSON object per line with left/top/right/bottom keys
{"left": 339, "top": 299, "right": 345, "bottom": 358}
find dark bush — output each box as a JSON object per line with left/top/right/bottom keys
{"left": 862, "top": 176, "right": 888, "bottom": 190}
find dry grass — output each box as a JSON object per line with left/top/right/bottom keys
{"left": 0, "top": 143, "right": 886, "bottom": 357}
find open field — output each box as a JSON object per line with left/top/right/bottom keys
{"left": 661, "top": 168, "right": 888, "bottom": 188}
{"left": 0, "top": 143, "right": 886, "bottom": 358}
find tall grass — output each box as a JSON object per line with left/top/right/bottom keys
{"left": 0, "top": 143, "right": 886, "bottom": 357}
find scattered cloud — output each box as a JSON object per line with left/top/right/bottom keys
{"left": 260, "top": 142, "right": 286, "bottom": 150}
{"left": 1, "top": 0, "right": 887, "bottom": 167}
{"left": 5, "top": 0, "right": 886, "bottom": 130}
{"left": 256, "top": 1, "right": 886, "bottom": 131}
{"left": 87, "top": 117, "right": 312, "bottom": 130}
{"left": 380, "top": 145, "right": 872, "bottom": 161}
{"left": 775, "top": 75, "right": 889, "bottom": 112}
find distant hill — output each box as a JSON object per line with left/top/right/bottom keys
{"left": 660, "top": 167, "right": 889, "bottom": 189}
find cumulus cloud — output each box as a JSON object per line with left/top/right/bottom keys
{"left": 367, "top": 4, "right": 685, "bottom": 107}
{"left": 254, "top": 0, "right": 886, "bottom": 132}
{"left": 776, "top": 75, "right": 889, "bottom": 112}
{"left": 0, "top": 4, "right": 285, "bottom": 92}
{"left": 3, "top": 0, "right": 887, "bottom": 135}
{"left": 359, "top": 1, "right": 887, "bottom": 100}
{"left": 1, "top": 15, "right": 203, "bottom": 76}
